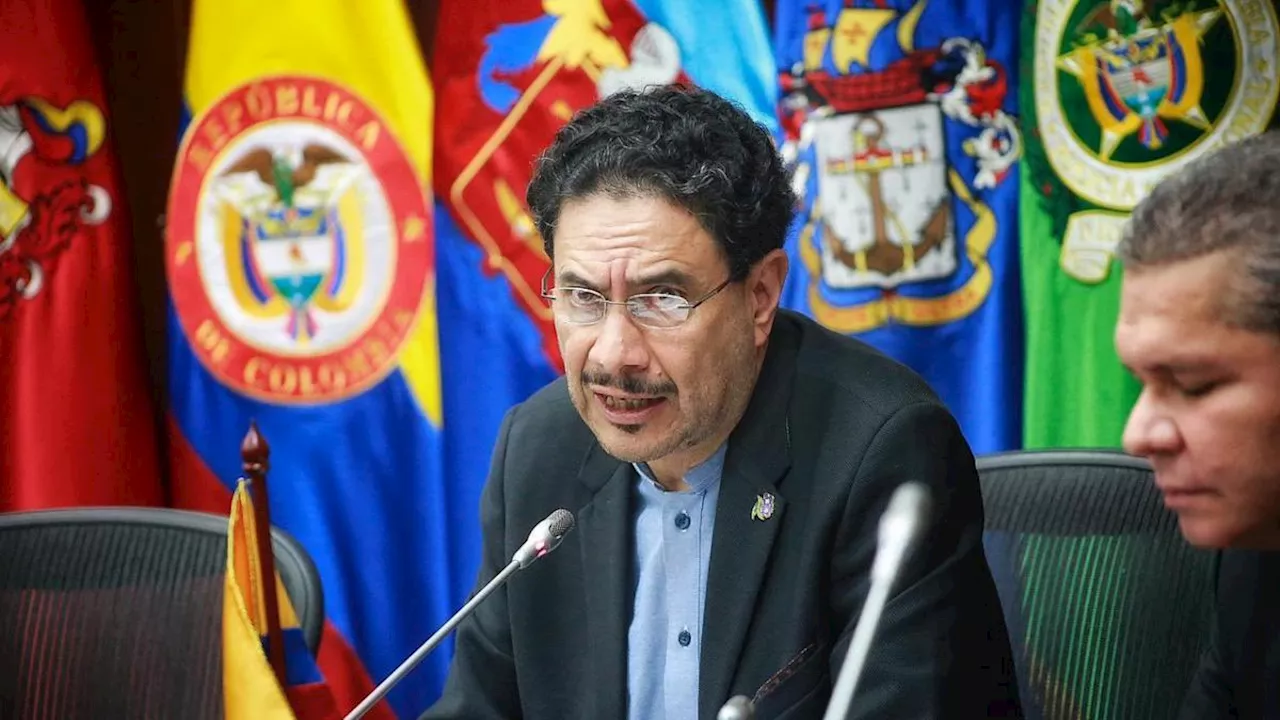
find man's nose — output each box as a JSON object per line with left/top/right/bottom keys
{"left": 586, "top": 304, "right": 649, "bottom": 373}
{"left": 1122, "top": 388, "right": 1181, "bottom": 458}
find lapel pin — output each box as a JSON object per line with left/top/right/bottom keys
{"left": 751, "top": 492, "right": 775, "bottom": 521}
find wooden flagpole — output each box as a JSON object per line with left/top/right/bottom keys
{"left": 242, "top": 420, "right": 287, "bottom": 685}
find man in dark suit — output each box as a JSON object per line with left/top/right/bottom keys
{"left": 1115, "top": 130, "right": 1280, "bottom": 718}
{"left": 421, "top": 85, "right": 1021, "bottom": 720}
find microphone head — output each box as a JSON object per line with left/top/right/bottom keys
{"left": 878, "top": 481, "right": 931, "bottom": 548}
{"left": 512, "top": 509, "right": 576, "bottom": 569}
{"left": 546, "top": 508, "right": 575, "bottom": 539}
{"left": 716, "top": 695, "right": 755, "bottom": 720}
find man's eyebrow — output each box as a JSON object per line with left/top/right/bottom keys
{"left": 1160, "top": 360, "right": 1222, "bottom": 374}
{"left": 1125, "top": 359, "right": 1221, "bottom": 377}
{"left": 557, "top": 268, "right": 699, "bottom": 293}
{"left": 632, "top": 268, "right": 695, "bottom": 291}
{"left": 556, "top": 270, "right": 601, "bottom": 290}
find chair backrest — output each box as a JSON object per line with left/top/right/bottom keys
{"left": 978, "top": 449, "right": 1217, "bottom": 720}
{"left": 0, "top": 506, "right": 324, "bottom": 720}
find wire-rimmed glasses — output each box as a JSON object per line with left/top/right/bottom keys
{"left": 540, "top": 269, "right": 731, "bottom": 329}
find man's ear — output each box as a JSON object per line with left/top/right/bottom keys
{"left": 748, "top": 248, "right": 789, "bottom": 347}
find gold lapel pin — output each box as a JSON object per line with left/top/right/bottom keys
{"left": 751, "top": 492, "right": 775, "bottom": 521}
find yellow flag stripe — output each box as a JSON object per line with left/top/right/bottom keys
{"left": 398, "top": 278, "right": 443, "bottom": 426}
{"left": 186, "top": 0, "right": 430, "bottom": 174}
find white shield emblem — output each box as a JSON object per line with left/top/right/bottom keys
{"left": 248, "top": 208, "right": 337, "bottom": 310}
{"left": 199, "top": 127, "right": 387, "bottom": 354}
{"left": 813, "top": 103, "right": 956, "bottom": 290}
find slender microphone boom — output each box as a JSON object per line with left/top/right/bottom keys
{"left": 343, "top": 509, "right": 576, "bottom": 720}
{"left": 821, "top": 482, "right": 931, "bottom": 720}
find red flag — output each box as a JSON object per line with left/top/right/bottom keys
{"left": 432, "top": 1, "right": 692, "bottom": 370}
{"left": 0, "top": 0, "right": 163, "bottom": 509}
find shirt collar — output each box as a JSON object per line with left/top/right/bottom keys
{"left": 633, "top": 441, "right": 728, "bottom": 494}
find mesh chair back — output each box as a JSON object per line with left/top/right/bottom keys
{"left": 979, "top": 450, "right": 1216, "bottom": 720}
{"left": 0, "top": 507, "right": 323, "bottom": 720}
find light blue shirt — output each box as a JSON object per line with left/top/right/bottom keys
{"left": 626, "top": 444, "right": 727, "bottom": 720}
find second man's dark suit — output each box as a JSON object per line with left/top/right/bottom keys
{"left": 422, "top": 310, "right": 1022, "bottom": 719}
{"left": 1180, "top": 549, "right": 1280, "bottom": 718}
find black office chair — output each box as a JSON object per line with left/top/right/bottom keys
{"left": 978, "top": 450, "right": 1218, "bottom": 720}
{"left": 0, "top": 506, "right": 325, "bottom": 720}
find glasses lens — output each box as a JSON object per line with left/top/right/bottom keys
{"left": 549, "top": 290, "right": 695, "bottom": 327}
{"left": 629, "top": 295, "right": 690, "bottom": 328}
{"left": 554, "top": 288, "right": 603, "bottom": 324}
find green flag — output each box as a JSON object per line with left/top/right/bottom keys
{"left": 1019, "top": 0, "right": 1280, "bottom": 449}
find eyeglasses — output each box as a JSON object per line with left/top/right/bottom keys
{"left": 540, "top": 269, "right": 732, "bottom": 329}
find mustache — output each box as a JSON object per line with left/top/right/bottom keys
{"left": 581, "top": 371, "right": 676, "bottom": 396}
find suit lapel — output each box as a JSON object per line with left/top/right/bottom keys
{"left": 577, "top": 450, "right": 632, "bottom": 719}
{"left": 699, "top": 318, "right": 799, "bottom": 720}
{"left": 699, "top": 462, "right": 787, "bottom": 719}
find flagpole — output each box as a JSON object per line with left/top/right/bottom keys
{"left": 242, "top": 420, "right": 288, "bottom": 685}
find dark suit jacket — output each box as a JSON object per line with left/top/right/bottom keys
{"left": 421, "top": 310, "right": 1022, "bottom": 720}
{"left": 1180, "top": 550, "right": 1280, "bottom": 718}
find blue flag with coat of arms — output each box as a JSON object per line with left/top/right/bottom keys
{"left": 773, "top": 0, "right": 1025, "bottom": 454}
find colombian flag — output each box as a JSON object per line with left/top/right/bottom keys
{"left": 166, "top": 2, "right": 442, "bottom": 717}
{"left": 223, "top": 479, "right": 338, "bottom": 719}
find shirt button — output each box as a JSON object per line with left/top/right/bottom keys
{"left": 678, "top": 629, "right": 692, "bottom": 647}
{"left": 674, "top": 511, "right": 691, "bottom": 530}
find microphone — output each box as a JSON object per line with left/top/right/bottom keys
{"left": 343, "top": 509, "right": 576, "bottom": 720}
{"left": 717, "top": 695, "right": 756, "bottom": 720}
{"left": 821, "top": 482, "right": 931, "bottom": 720}
{"left": 512, "top": 508, "right": 575, "bottom": 569}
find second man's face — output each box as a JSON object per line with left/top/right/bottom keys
{"left": 1117, "top": 251, "right": 1280, "bottom": 549}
